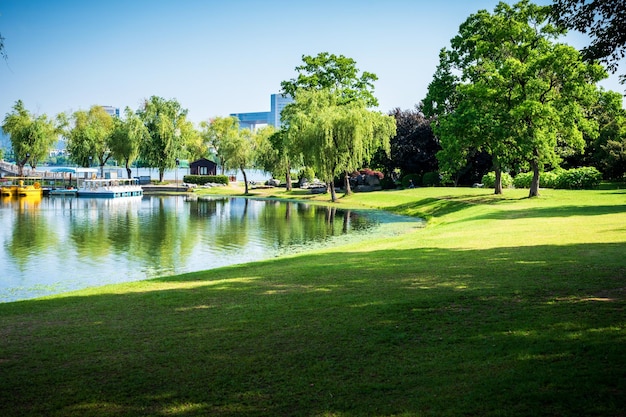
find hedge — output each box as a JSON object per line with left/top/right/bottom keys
{"left": 183, "top": 175, "right": 229, "bottom": 185}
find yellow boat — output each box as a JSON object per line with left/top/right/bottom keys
{"left": 0, "top": 177, "right": 43, "bottom": 197}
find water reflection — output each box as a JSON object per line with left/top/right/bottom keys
{"left": 0, "top": 195, "right": 415, "bottom": 302}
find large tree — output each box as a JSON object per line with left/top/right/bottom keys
{"left": 379, "top": 107, "right": 440, "bottom": 179}
{"left": 2, "top": 100, "right": 58, "bottom": 176}
{"left": 138, "top": 96, "right": 190, "bottom": 182}
{"left": 424, "top": 0, "right": 606, "bottom": 197}
{"left": 280, "top": 52, "right": 394, "bottom": 201}
{"left": 64, "top": 105, "right": 115, "bottom": 174}
{"left": 281, "top": 52, "right": 379, "bottom": 107}
{"left": 552, "top": 0, "right": 625, "bottom": 81}
{"left": 109, "top": 107, "right": 150, "bottom": 179}
{"left": 285, "top": 89, "right": 395, "bottom": 202}
{"left": 200, "top": 116, "right": 240, "bottom": 175}
{"left": 219, "top": 126, "right": 254, "bottom": 195}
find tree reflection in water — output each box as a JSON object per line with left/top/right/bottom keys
{"left": 0, "top": 195, "right": 412, "bottom": 302}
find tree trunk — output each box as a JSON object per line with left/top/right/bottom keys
{"left": 494, "top": 167, "right": 503, "bottom": 195}
{"left": 125, "top": 164, "right": 132, "bottom": 179}
{"left": 285, "top": 169, "right": 292, "bottom": 191}
{"left": 529, "top": 160, "right": 540, "bottom": 197}
{"left": 343, "top": 171, "right": 352, "bottom": 196}
{"left": 241, "top": 166, "right": 249, "bottom": 194}
{"left": 159, "top": 168, "right": 165, "bottom": 182}
{"left": 329, "top": 181, "right": 337, "bottom": 202}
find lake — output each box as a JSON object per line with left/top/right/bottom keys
{"left": 0, "top": 194, "right": 420, "bottom": 302}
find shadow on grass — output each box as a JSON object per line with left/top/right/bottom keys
{"left": 468, "top": 204, "right": 626, "bottom": 221}
{"left": 1, "top": 242, "right": 625, "bottom": 416}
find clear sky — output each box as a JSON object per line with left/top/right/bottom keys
{"left": 0, "top": 0, "right": 623, "bottom": 126}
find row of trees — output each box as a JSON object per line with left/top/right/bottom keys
{"left": 422, "top": 0, "right": 624, "bottom": 197}
{"left": 2, "top": 1, "right": 624, "bottom": 199}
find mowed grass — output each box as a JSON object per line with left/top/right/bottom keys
{"left": 0, "top": 186, "right": 625, "bottom": 416}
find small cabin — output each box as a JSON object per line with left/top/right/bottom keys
{"left": 190, "top": 158, "right": 217, "bottom": 176}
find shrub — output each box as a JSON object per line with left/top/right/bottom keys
{"left": 513, "top": 172, "right": 533, "bottom": 189}
{"left": 183, "top": 175, "right": 229, "bottom": 185}
{"left": 481, "top": 172, "right": 513, "bottom": 188}
{"left": 541, "top": 171, "right": 560, "bottom": 189}
{"left": 379, "top": 176, "right": 397, "bottom": 190}
{"left": 555, "top": 167, "right": 603, "bottom": 189}
{"left": 422, "top": 171, "right": 441, "bottom": 187}
{"left": 402, "top": 173, "right": 421, "bottom": 188}
{"left": 513, "top": 171, "right": 561, "bottom": 189}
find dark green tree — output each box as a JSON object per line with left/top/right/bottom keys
{"left": 552, "top": 0, "right": 625, "bottom": 81}
{"left": 424, "top": 0, "right": 607, "bottom": 196}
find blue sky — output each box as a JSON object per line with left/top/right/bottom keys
{"left": 0, "top": 0, "right": 623, "bottom": 126}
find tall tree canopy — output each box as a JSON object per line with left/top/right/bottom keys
{"left": 424, "top": 0, "right": 606, "bottom": 196}
{"left": 2, "top": 100, "right": 58, "bottom": 175}
{"left": 109, "top": 107, "right": 150, "bottom": 178}
{"left": 380, "top": 107, "right": 440, "bottom": 179}
{"left": 285, "top": 89, "right": 395, "bottom": 202}
{"left": 552, "top": 0, "right": 625, "bottom": 80}
{"left": 281, "top": 52, "right": 379, "bottom": 107}
{"left": 138, "top": 96, "right": 190, "bottom": 182}
{"left": 65, "top": 106, "right": 115, "bottom": 175}
{"left": 280, "top": 52, "right": 394, "bottom": 201}
{"left": 200, "top": 116, "right": 240, "bottom": 175}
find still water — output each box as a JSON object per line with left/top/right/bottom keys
{"left": 0, "top": 194, "right": 419, "bottom": 302}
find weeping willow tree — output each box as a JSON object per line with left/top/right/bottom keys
{"left": 286, "top": 89, "right": 396, "bottom": 202}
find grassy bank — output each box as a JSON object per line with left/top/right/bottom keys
{"left": 1, "top": 187, "right": 625, "bottom": 416}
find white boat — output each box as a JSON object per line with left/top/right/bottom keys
{"left": 77, "top": 178, "right": 143, "bottom": 198}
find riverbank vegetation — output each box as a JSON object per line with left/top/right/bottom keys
{"left": 1, "top": 186, "right": 624, "bottom": 416}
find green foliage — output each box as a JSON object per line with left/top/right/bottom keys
{"left": 2, "top": 100, "right": 59, "bottom": 174}
{"left": 555, "top": 167, "right": 603, "bottom": 189}
{"left": 513, "top": 171, "right": 561, "bottom": 189}
{"left": 402, "top": 173, "right": 421, "bottom": 188}
{"left": 280, "top": 52, "right": 379, "bottom": 107}
{"left": 138, "top": 96, "right": 190, "bottom": 182}
{"left": 297, "top": 167, "right": 316, "bottom": 183}
{"left": 425, "top": 1, "right": 607, "bottom": 197}
{"left": 552, "top": 0, "right": 626, "bottom": 76}
{"left": 285, "top": 88, "right": 396, "bottom": 201}
{"left": 481, "top": 171, "right": 513, "bottom": 188}
{"left": 183, "top": 175, "right": 229, "bottom": 185}
{"left": 513, "top": 171, "right": 533, "bottom": 189}
{"left": 422, "top": 171, "right": 441, "bottom": 186}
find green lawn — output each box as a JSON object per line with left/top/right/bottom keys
{"left": 1, "top": 186, "right": 625, "bottom": 416}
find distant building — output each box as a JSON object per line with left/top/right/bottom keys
{"left": 190, "top": 158, "right": 217, "bottom": 176}
{"left": 101, "top": 106, "right": 120, "bottom": 118}
{"left": 230, "top": 93, "right": 293, "bottom": 130}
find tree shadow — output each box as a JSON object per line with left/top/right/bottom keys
{"left": 1, "top": 242, "right": 625, "bottom": 416}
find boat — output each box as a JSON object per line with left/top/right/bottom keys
{"left": 49, "top": 187, "right": 78, "bottom": 197}
{"left": 77, "top": 178, "right": 143, "bottom": 198}
{"left": 0, "top": 177, "right": 43, "bottom": 197}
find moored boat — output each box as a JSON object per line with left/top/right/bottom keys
{"left": 77, "top": 178, "right": 143, "bottom": 198}
{"left": 1, "top": 177, "right": 43, "bottom": 197}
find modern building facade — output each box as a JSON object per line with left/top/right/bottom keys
{"left": 102, "top": 106, "right": 120, "bottom": 118}
{"left": 230, "top": 93, "right": 293, "bottom": 130}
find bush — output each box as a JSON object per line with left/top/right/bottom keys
{"left": 402, "top": 173, "right": 421, "bottom": 188}
{"left": 183, "top": 175, "right": 229, "bottom": 185}
{"left": 422, "top": 171, "right": 441, "bottom": 187}
{"left": 481, "top": 172, "right": 513, "bottom": 188}
{"left": 513, "top": 172, "right": 533, "bottom": 189}
{"left": 541, "top": 171, "right": 560, "bottom": 189}
{"left": 555, "top": 167, "right": 602, "bottom": 189}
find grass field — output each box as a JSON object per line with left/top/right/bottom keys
{"left": 0, "top": 186, "right": 624, "bottom": 416}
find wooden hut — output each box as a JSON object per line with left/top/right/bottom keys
{"left": 190, "top": 158, "right": 217, "bottom": 176}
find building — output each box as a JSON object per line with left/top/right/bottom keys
{"left": 230, "top": 93, "right": 293, "bottom": 130}
{"left": 190, "top": 158, "right": 217, "bottom": 176}
{"left": 101, "top": 106, "right": 120, "bottom": 118}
